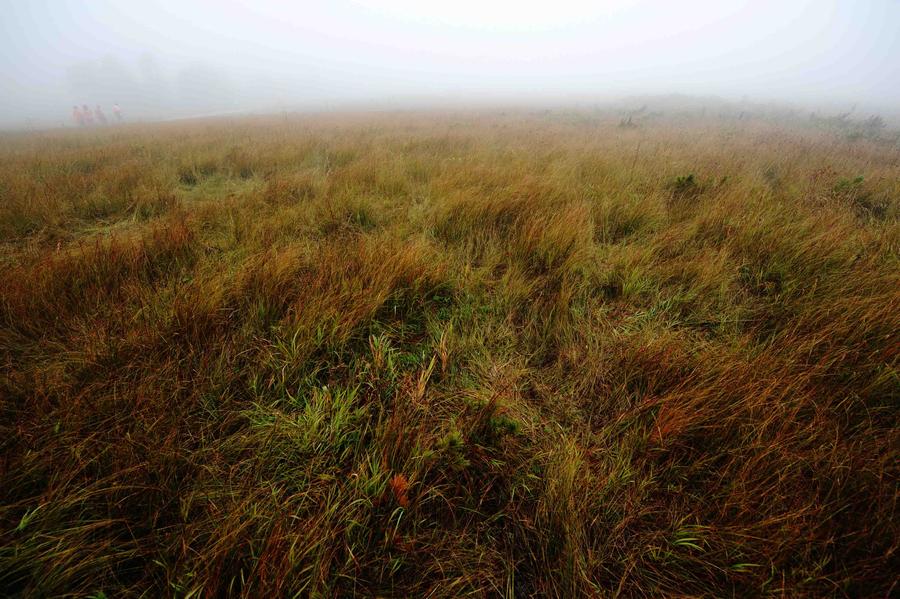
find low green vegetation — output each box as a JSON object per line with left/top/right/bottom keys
{"left": 1, "top": 110, "right": 897, "bottom": 596}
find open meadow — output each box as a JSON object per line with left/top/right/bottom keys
{"left": 1, "top": 109, "right": 898, "bottom": 597}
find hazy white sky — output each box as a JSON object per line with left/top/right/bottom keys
{"left": 1, "top": 0, "right": 898, "bottom": 126}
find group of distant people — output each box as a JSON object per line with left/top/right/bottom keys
{"left": 72, "top": 103, "right": 122, "bottom": 126}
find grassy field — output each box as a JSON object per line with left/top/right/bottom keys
{"left": 1, "top": 108, "right": 898, "bottom": 597}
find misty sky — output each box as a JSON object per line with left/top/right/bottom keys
{"left": 2, "top": 0, "right": 899, "bottom": 127}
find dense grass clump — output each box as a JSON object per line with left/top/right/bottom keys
{"left": 1, "top": 109, "right": 898, "bottom": 597}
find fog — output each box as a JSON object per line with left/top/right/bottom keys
{"left": 2, "top": 0, "right": 899, "bottom": 128}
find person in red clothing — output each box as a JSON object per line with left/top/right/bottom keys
{"left": 82, "top": 104, "right": 94, "bottom": 125}
{"left": 72, "top": 105, "right": 85, "bottom": 126}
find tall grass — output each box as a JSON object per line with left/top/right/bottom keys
{"left": 1, "top": 109, "right": 898, "bottom": 597}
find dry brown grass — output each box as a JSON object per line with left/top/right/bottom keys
{"left": 1, "top": 109, "right": 898, "bottom": 597}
